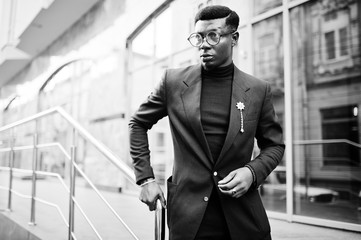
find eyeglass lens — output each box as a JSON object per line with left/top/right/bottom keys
{"left": 188, "top": 31, "right": 220, "bottom": 46}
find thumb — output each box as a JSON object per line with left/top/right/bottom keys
{"left": 218, "top": 171, "right": 236, "bottom": 185}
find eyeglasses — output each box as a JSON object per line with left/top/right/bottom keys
{"left": 187, "top": 31, "right": 236, "bottom": 47}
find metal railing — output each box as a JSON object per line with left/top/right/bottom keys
{"left": 0, "top": 106, "right": 165, "bottom": 240}
{"left": 293, "top": 139, "right": 361, "bottom": 199}
{"left": 294, "top": 139, "right": 361, "bottom": 149}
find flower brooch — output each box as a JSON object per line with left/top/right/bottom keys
{"left": 236, "top": 101, "right": 245, "bottom": 133}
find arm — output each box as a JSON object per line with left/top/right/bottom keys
{"left": 246, "top": 82, "right": 285, "bottom": 187}
{"left": 218, "top": 83, "right": 285, "bottom": 197}
{"left": 129, "top": 72, "right": 168, "bottom": 209}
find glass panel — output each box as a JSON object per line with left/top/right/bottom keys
{"left": 253, "top": 0, "right": 282, "bottom": 16}
{"left": 130, "top": 65, "right": 153, "bottom": 113}
{"left": 339, "top": 27, "right": 348, "bottom": 56}
{"left": 129, "top": 4, "right": 175, "bottom": 188}
{"left": 218, "top": 0, "right": 252, "bottom": 25}
{"left": 253, "top": 14, "right": 286, "bottom": 213}
{"left": 170, "top": 0, "right": 198, "bottom": 54}
{"left": 325, "top": 31, "right": 336, "bottom": 60}
{"left": 234, "top": 27, "right": 251, "bottom": 73}
{"left": 290, "top": 0, "right": 361, "bottom": 224}
{"left": 132, "top": 23, "right": 154, "bottom": 70}
{"left": 155, "top": 8, "right": 171, "bottom": 59}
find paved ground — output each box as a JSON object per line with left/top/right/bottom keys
{"left": 270, "top": 219, "right": 360, "bottom": 240}
{"left": 0, "top": 171, "right": 360, "bottom": 240}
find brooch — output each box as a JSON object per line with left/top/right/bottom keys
{"left": 236, "top": 102, "right": 245, "bottom": 133}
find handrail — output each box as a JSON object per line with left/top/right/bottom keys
{"left": 0, "top": 167, "right": 70, "bottom": 228}
{"left": 293, "top": 139, "right": 361, "bottom": 149}
{"left": 0, "top": 106, "right": 136, "bottom": 186}
{"left": 0, "top": 141, "right": 146, "bottom": 239}
{"left": 155, "top": 200, "right": 165, "bottom": 240}
{"left": 0, "top": 141, "right": 138, "bottom": 239}
{"left": 0, "top": 106, "right": 165, "bottom": 240}
{"left": 293, "top": 138, "right": 361, "bottom": 202}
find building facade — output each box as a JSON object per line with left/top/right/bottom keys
{"left": 0, "top": 0, "right": 360, "bottom": 232}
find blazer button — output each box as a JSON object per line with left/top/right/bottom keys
{"left": 203, "top": 196, "right": 209, "bottom": 202}
{"left": 213, "top": 171, "right": 218, "bottom": 176}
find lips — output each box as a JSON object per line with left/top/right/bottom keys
{"left": 200, "top": 54, "right": 213, "bottom": 62}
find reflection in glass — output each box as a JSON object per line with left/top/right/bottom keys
{"left": 253, "top": 14, "right": 286, "bottom": 213}
{"left": 253, "top": 0, "right": 282, "bottom": 15}
{"left": 290, "top": 0, "right": 361, "bottom": 224}
{"left": 253, "top": 14, "right": 284, "bottom": 93}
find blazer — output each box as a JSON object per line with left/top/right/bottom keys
{"left": 129, "top": 64, "right": 285, "bottom": 240}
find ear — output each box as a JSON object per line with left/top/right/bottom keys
{"left": 231, "top": 32, "right": 239, "bottom": 47}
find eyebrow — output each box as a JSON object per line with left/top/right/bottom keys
{"left": 195, "top": 29, "right": 220, "bottom": 35}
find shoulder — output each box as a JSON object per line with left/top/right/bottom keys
{"left": 235, "top": 66, "right": 268, "bottom": 87}
{"left": 165, "top": 64, "right": 200, "bottom": 78}
{"left": 234, "top": 65, "right": 270, "bottom": 96}
{"left": 161, "top": 64, "right": 201, "bottom": 92}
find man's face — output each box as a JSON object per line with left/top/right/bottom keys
{"left": 194, "top": 18, "right": 237, "bottom": 70}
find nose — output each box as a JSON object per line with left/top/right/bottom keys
{"left": 199, "top": 37, "right": 211, "bottom": 49}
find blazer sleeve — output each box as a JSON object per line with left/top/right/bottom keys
{"left": 246, "top": 82, "right": 285, "bottom": 187}
{"left": 128, "top": 71, "right": 168, "bottom": 185}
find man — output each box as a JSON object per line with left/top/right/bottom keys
{"left": 129, "top": 5, "right": 285, "bottom": 240}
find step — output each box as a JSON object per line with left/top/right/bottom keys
{"left": 0, "top": 171, "right": 155, "bottom": 240}
{"left": 0, "top": 212, "right": 41, "bottom": 240}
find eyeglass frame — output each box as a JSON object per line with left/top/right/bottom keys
{"left": 187, "top": 30, "right": 237, "bottom": 47}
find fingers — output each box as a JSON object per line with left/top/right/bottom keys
{"left": 148, "top": 201, "right": 157, "bottom": 211}
{"left": 219, "top": 184, "right": 247, "bottom": 198}
{"left": 218, "top": 170, "right": 236, "bottom": 185}
{"left": 218, "top": 168, "right": 252, "bottom": 198}
{"left": 159, "top": 193, "right": 167, "bottom": 209}
{"left": 142, "top": 195, "right": 166, "bottom": 211}
{"left": 140, "top": 195, "right": 158, "bottom": 211}
{"left": 218, "top": 170, "right": 237, "bottom": 192}
{"left": 139, "top": 182, "right": 166, "bottom": 211}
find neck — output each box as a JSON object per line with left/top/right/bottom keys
{"left": 202, "top": 62, "right": 234, "bottom": 72}
{"left": 202, "top": 62, "right": 234, "bottom": 78}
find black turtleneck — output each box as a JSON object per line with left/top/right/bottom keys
{"left": 196, "top": 63, "right": 234, "bottom": 239}
{"left": 200, "top": 63, "right": 234, "bottom": 162}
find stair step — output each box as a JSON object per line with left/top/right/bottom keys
{"left": 0, "top": 172, "right": 154, "bottom": 240}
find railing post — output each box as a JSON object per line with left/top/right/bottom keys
{"left": 29, "top": 133, "right": 38, "bottom": 225}
{"left": 7, "top": 134, "right": 14, "bottom": 211}
{"left": 68, "top": 128, "right": 77, "bottom": 240}
{"left": 155, "top": 200, "right": 165, "bottom": 240}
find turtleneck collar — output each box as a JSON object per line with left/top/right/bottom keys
{"left": 202, "top": 62, "right": 234, "bottom": 78}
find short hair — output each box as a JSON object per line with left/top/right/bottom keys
{"left": 194, "top": 5, "right": 239, "bottom": 32}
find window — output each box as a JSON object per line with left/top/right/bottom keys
{"left": 253, "top": 14, "right": 283, "bottom": 88}
{"left": 254, "top": 0, "right": 282, "bottom": 15}
{"left": 324, "top": 11, "right": 337, "bottom": 21}
{"left": 321, "top": 105, "right": 360, "bottom": 166}
{"left": 325, "top": 31, "right": 335, "bottom": 60}
{"left": 339, "top": 27, "right": 348, "bottom": 56}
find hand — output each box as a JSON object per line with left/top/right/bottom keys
{"left": 139, "top": 181, "right": 166, "bottom": 211}
{"left": 218, "top": 167, "right": 253, "bottom": 198}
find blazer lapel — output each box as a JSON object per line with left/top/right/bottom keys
{"left": 216, "top": 66, "right": 251, "bottom": 162}
{"left": 181, "top": 65, "right": 213, "bottom": 168}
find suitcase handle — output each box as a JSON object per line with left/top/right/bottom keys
{"left": 155, "top": 199, "right": 165, "bottom": 240}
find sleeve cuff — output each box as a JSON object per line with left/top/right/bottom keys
{"left": 138, "top": 177, "right": 155, "bottom": 186}
{"left": 245, "top": 164, "right": 257, "bottom": 188}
